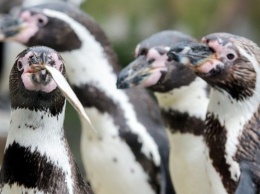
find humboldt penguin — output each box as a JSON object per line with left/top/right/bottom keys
{"left": 0, "top": 3, "right": 175, "bottom": 194}
{"left": 168, "top": 32, "right": 260, "bottom": 194}
{"left": 0, "top": 0, "right": 86, "bottom": 168}
{"left": 0, "top": 45, "right": 93, "bottom": 194}
{"left": 117, "top": 30, "right": 211, "bottom": 194}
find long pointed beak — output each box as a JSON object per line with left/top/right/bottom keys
{"left": 0, "top": 14, "right": 25, "bottom": 40}
{"left": 117, "top": 55, "right": 167, "bottom": 89}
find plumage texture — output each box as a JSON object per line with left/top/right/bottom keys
{"left": 0, "top": 46, "right": 93, "bottom": 194}
{"left": 0, "top": 0, "right": 85, "bottom": 169}
{"left": 170, "top": 32, "right": 260, "bottom": 194}
{"left": 116, "top": 30, "right": 212, "bottom": 194}
{"left": 0, "top": 3, "right": 175, "bottom": 194}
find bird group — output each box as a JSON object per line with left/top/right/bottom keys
{"left": 0, "top": 1, "right": 259, "bottom": 194}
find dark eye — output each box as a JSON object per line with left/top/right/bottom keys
{"left": 59, "top": 64, "right": 63, "bottom": 72}
{"left": 148, "top": 58, "right": 155, "bottom": 64}
{"left": 17, "top": 61, "right": 23, "bottom": 71}
{"left": 36, "top": 15, "right": 47, "bottom": 27}
{"left": 139, "top": 48, "right": 148, "bottom": 56}
{"left": 227, "top": 53, "right": 235, "bottom": 60}
{"left": 38, "top": 18, "right": 44, "bottom": 24}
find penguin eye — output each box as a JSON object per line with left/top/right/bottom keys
{"left": 35, "top": 14, "right": 48, "bottom": 27}
{"left": 59, "top": 64, "right": 63, "bottom": 72}
{"left": 227, "top": 53, "right": 235, "bottom": 60}
{"left": 139, "top": 48, "right": 148, "bottom": 56}
{"left": 17, "top": 61, "right": 23, "bottom": 71}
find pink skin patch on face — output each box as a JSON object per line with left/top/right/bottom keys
{"left": 20, "top": 51, "right": 62, "bottom": 93}
{"left": 195, "top": 59, "right": 224, "bottom": 74}
{"left": 195, "top": 38, "right": 230, "bottom": 74}
{"left": 13, "top": 11, "right": 45, "bottom": 44}
{"left": 136, "top": 47, "right": 168, "bottom": 87}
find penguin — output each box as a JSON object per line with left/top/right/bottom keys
{"left": 0, "top": 0, "right": 86, "bottom": 168}
{"left": 0, "top": 45, "right": 93, "bottom": 194}
{"left": 167, "top": 32, "right": 260, "bottom": 194}
{"left": 0, "top": 3, "right": 175, "bottom": 194}
{"left": 116, "top": 30, "right": 211, "bottom": 194}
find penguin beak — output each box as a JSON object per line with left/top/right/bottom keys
{"left": 167, "top": 43, "right": 215, "bottom": 67}
{"left": 0, "top": 14, "right": 25, "bottom": 40}
{"left": 27, "top": 53, "right": 51, "bottom": 85}
{"left": 117, "top": 53, "right": 168, "bottom": 89}
{"left": 167, "top": 43, "right": 229, "bottom": 78}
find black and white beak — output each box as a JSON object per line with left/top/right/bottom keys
{"left": 167, "top": 42, "right": 215, "bottom": 67}
{"left": 117, "top": 48, "right": 168, "bottom": 89}
{"left": 0, "top": 14, "right": 25, "bottom": 40}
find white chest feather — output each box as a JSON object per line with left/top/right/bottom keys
{"left": 43, "top": 9, "right": 161, "bottom": 193}
{"left": 0, "top": 184, "right": 43, "bottom": 194}
{"left": 43, "top": 9, "right": 160, "bottom": 165}
{"left": 207, "top": 47, "right": 260, "bottom": 182}
{"left": 208, "top": 86, "right": 260, "bottom": 181}
{"left": 0, "top": 109, "right": 9, "bottom": 137}
{"left": 168, "top": 131, "right": 211, "bottom": 194}
{"left": 155, "top": 77, "right": 208, "bottom": 120}
{"left": 6, "top": 106, "right": 74, "bottom": 194}
{"left": 80, "top": 108, "right": 157, "bottom": 194}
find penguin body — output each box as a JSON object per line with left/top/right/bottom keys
{"left": 117, "top": 30, "right": 211, "bottom": 194}
{"left": 0, "top": 3, "right": 175, "bottom": 194}
{"left": 168, "top": 32, "right": 260, "bottom": 194}
{"left": 0, "top": 0, "right": 86, "bottom": 169}
{"left": 0, "top": 46, "right": 93, "bottom": 194}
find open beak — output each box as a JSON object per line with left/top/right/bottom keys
{"left": 0, "top": 14, "right": 25, "bottom": 40}
{"left": 117, "top": 54, "right": 167, "bottom": 89}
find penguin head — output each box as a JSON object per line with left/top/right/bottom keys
{"left": 0, "top": 2, "right": 82, "bottom": 51}
{"left": 9, "top": 46, "right": 66, "bottom": 115}
{"left": 168, "top": 32, "right": 260, "bottom": 101}
{"left": 116, "top": 30, "right": 198, "bottom": 92}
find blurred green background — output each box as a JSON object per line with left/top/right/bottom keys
{"left": 63, "top": 0, "right": 260, "bottom": 176}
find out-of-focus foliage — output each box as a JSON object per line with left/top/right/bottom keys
{"left": 81, "top": 0, "right": 260, "bottom": 66}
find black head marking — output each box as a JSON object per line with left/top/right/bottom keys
{"left": 20, "top": 4, "right": 82, "bottom": 52}
{"left": 117, "top": 31, "right": 199, "bottom": 92}
{"left": 9, "top": 46, "right": 66, "bottom": 116}
{"left": 19, "top": 2, "right": 120, "bottom": 73}
{"left": 202, "top": 33, "right": 257, "bottom": 101}
{"left": 137, "top": 30, "right": 196, "bottom": 52}
{"left": 148, "top": 61, "right": 197, "bottom": 92}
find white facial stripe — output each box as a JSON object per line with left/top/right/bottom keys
{"left": 155, "top": 77, "right": 208, "bottom": 120}
{"left": 207, "top": 45, "right": 260, "bottom": 181}
{"left": 42, "top": 9, "right": 161, "bottom": 165}
{"left": 135, "top": 44, "right": 140, "bottom": 57}
{"left": 6, "top": 106, "right": 74, "bottom": 194}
